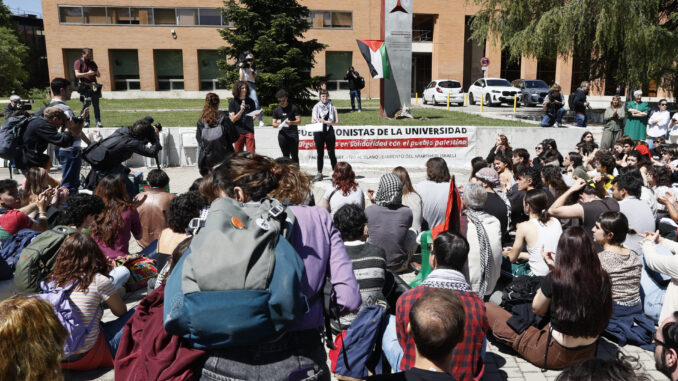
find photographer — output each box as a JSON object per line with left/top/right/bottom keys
{"left": 83, "top": 118, "right": 162, "bottom": 197}
{"left": 74, "top": 48, "right": 102, "bottom": 128}
{"left": 3, "top": 95, "right": 27, "bottom": 119}
{"left": 16, "top": 107, "right": 80, "bottom": 173}
{"left": 238, "top": 53, "right": 264, "bottom": 127}
{"left": 344, "top": 66, "right": 363, "bottom": 112}
{"left": 540, "top": 84, "right": 566, "bottom": 127}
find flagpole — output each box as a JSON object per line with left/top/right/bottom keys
{"left": 380, "top": 0, "right": 385, "bottom": 118}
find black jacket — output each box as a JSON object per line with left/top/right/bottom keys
{"left": 344, "top": 71, "right": 361, "bottom": 91}
{"left": 85, "top": 126, "right": 161, "bottom": 170}
{"left": 17, "top": 117, "right": 74, "bottom": 169}
{"left": 196, "top": 112, "right": 238, "bottom": 175}
{"left": 573, "top": 89, "right": 588, "bottom": 113}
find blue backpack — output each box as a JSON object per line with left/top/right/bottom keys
{"left": 163, "top": 197, "right": 308, "bottom": 349}
{"left": 0, "top": 228, "right": 40, "bottom": 269}
{"left": 0, "top": 115, "right": 35, "bottom": 160}
{"left": 35, "top": 280, "right": 98, "bottom": 357}
{"left": 333, "top": 305, "right": 390, "bottom": 379}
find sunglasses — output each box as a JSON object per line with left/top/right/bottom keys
{"left": 535, "top": 146, "right": 542, "bottom": 150}
{"left": 661, "top": 103, "right": 668, "bottom": 106}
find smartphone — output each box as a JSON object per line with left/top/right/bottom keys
{"left": 286, "top": 366, "right": 318, "bottom": 381}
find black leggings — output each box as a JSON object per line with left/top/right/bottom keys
{"left": 313, "top": 128, "right": 337, "bottom": 173}
{"left": 278, "top": 132, "right": 299, "bottom": 164}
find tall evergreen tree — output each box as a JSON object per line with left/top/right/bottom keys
{"left": 219, "top": 0, "right": 326, "bottom": 111}
{"left": 0, "top": 1, "right": 28, "bottom": 96}
{"left": 469, "top": 0, "right": 678, "bottom": 95}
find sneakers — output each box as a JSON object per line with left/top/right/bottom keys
{"left": 259, "top": 120, "right": 265, "bottom": 128}
{"left": 83, "top": 121, "right": 90, "bottom": 128}
{"left": 557, "top": 122, "right": 563, "bottom": 128}
{"left": 312, "top": 173, "right": 323, "bottom": 182}
{"left": 96, "top": 121, "right": 103, "bottom": 128}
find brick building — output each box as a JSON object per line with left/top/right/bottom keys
{"left": 41, "top": 0, "right": 646, "bottom": 98}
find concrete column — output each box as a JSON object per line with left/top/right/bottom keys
{"left": 138, "top": 48, "right": 157, "bottom": 91}
{"left": 485, "top": 38, "right": 502, "bottom": 78}
{"left": 95, "top": 49, "right": 112, "bottom": 91}
{"left": 555, "top": 53, "right": 573, "bottom": 94}
{"left": 182, "top": 48, "right": 199, "bottom": 91}
{"left": 520, "top": 55, "right": 538, "bottom": 79}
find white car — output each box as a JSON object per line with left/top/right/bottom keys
{"left": 422, "top": 80, "right": 464, "bottom": 106}
{"left": 467, "top": 78, "right": 522, "bottom": 107}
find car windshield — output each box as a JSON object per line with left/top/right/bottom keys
{"left": 438, "top": 81, "right": 461, "bottom": 88}
{"left": 486, "top": 79, "right": 512, "bottom": 87}
{"left": 525, "top": 80, "right": 549, "bottom": 89}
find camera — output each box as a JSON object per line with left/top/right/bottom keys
{"left": 18, "top": 100, "right": 33, "bottom": 111}
{"left": 237, "top": 51, "right": 254, "bottom": 69}
{"left": 72, "top": 116, "right": 84, "bottom": 125}
{"left": 154, "top": 122, "right": 162, "bottom": 132}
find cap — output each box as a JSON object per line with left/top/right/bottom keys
{"left": 9, "top": 95, "right": 20, "bottom": 102}
{"left": 475, "top": 167, "right": 500, "bottom": 186}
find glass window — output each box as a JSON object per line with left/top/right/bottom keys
{"left": 177, "top": 8, "right": 197, "bottom": 26}
{"left": 83, "top": 7, "right": 107, "bottom": 24}
{"left": 155, "top": 50, "right": 184, "bottom": 91}
{"left": 438, "top": 81, "right": 461, "bottom": 88}
{"left": 154, "top": 8, "right": 177, "bottom": 25}
{"left": 59, "top": 6, "right": 82, "bottom": 23}
{"left": 131, "top": 8, "right": 154, "bottom": 25}
{"left": 110, "top": 50, "right": 140, "bottom": 91}
{"left": 108, "top": 7, "right": 131, "bottom": 24}
{"left": 486, "top": 79, "right": 512, "bottom": 87}
{"left": 199, "top": 50, "right": 223, "bottom": 90}
{"left": 331, "top": 12, "right": 352, "bottom": 28}
{"left": 326, "top": 51, "right": 352, "bottom": 81}
{"left": 525, "top": 80, "right": 549, "bottom": 89}
{"left": 199, "top": 9, "right": 222, "bottom": 26}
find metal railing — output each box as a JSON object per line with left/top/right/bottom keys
{"left": 412, "top": 29, "right": 433, "bottom": 42}
{"left": 158, "top": 78, "right": 185, "bottom": 91}
{"left": 113, "top": 78, "right": 140, "bottom": 91}
{"left": 326, "top": 80, "right": 349, "bottom": 91}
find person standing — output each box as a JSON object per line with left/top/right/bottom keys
{"left": 197, "top": 93, "right": 237, "bottom": 176}
{"left": 625, "top": 90, "right": 649, "bottom": 141}
{"left": 272, "top": 89, "right": 302, "bottom": 164}
{"left": 572, "top": 81, "right": 590, "bottom": 127}
{"left": 239, "top": 53, "right": 264, "bottom": 128}
{"left": 228, "top": 80, "right": 259, "bottom": 153}
{"left": 600, "top": 96, "right": 625, "bottom": 150}
{"left": 311, "top": 90, "right": 339, "bottom": 182}
{"left": 648, "top": 99, "right": 671, "bottom": 149}
{"left": 73, "top": 48, "right": 102, "bottom": 128}
{"left": 344, "top": 66, "right": 362, "bottom": 112}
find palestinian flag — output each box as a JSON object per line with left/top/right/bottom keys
{"left": 356, "top": 40, "right": 390, "bottom": 79}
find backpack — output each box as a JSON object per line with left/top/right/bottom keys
{"left": 0, "top": 115, "right": 35, "bottom": 160}
{"left": 163, "top": 197, "right": 308, "bottom": 349}
{"left": 36, "top": 279, "right": 98, "bottom": 357}
{"left": 358, "top": 76, "right": 365, "bottom": 90}
{"left": 0, "top": 228, "right": 40, "bottom": 269}
{"left": 198, "top": 114, "right": 237, "bottom": 171}
{"left": 82, "top": 129, "right": 131, "bottom": 169}
{"left": 32, "top": 100, "right": 59, "bottom": 118}
{"left": 568, "top": 92, "right": 577, "bottom": 111}
{"left": 14, "top": 225, "right": 77, "bottom": 295}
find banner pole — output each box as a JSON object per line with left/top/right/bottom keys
{"left": 380, "top": 0, "right": 385, "bottom": 118}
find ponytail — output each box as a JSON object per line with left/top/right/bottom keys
{"left": 524, "top": 189, "right": 550, "bottom": 224}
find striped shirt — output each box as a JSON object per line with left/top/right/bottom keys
{"left": 69, "top": 273, "right": 116, "bottom": 354}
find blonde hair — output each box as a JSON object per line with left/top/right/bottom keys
{"left": 269, "top": 163, "right": 312, "bottom": 205}
{"left": 0, "top": 297, "right": 66, "bottom": 381}
{"left": 550, "top": 84, "right": 561, "bottom": 92}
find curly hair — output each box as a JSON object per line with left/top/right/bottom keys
{"left": 167, "top": 191, "right": 206, "bottom": 233}
{"left": 0, "top": 297, "right": 67, "bottom": 381}
{"left": 200, "top": 92, "right": 220, "bottom": 126}
{"left": 331, "top": 162, "right": 358, "bottom": 196}
{"left": 232, "top": 80, "right": 250, "bottom": 98}
{"left": 92, "top": 174, "right": 132, "bottom": 248}
{"left": 333, "top": 204, "right": 367, "bottom": 241}
{"left": 541, "top": 166, "right": 568, "bottom": 199}
{"left": 269, "top": 163, "right": 312, "bottom": 205}
{"left": 58, "top": 194, "right": 104, "bottom": 227}
{"left": 46, "top": 233, "right": 111, "bottom": 291}
{"left": 200, "top": 152, "right": 279, "bottom": 202}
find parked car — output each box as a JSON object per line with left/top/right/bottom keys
{"left": 512, "top": 79, "right": 550, "bottom": 106}
{"left": 467, "top": 78, "right": 522, "bottom": 107}
{"left": 422, "top": 80, "right": 464, "bottom": 106}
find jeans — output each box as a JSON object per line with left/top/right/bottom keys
{"left": 641, "top": 257, "right": 668, "bottom": 324}
{"left": 313, "top": 128, "right": 337, "bottom": 174}
{"left": 540, "top": 108, "right": 566, "bottom": 127}
{"left": 381, "top": 315, "right": 403, "bottom": 371}
{"left": 249, "top": 83, "right": 262, "bottom": 123}
{"left": 57, "top": 149, "right": 82, "bottom": 194}
{"left": 278, "top": 131, "right": 299, "bottom": 164}
{"left": 349, "top": 90, "right": 362, "bottom": 111}
{"left": 102, "top": 307, "right": 136, "bottom": 356}
{"left": 200, "top": 330, "right": 330, "bottom": 381}
{"left": 575, "top": 112, "right": 588, "bottom": 127}
{"left": 81, "top": 87, "right": 101, "bottom": 123}
{"left": 109, "top": 266, "right": 130, "bottom": 291}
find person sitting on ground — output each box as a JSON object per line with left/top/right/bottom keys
{"left": 390, "top": 232, "right": 487, "bottom": 381}
{"left": 503, "top": 189, "right": 562, "bottom": 277}
{"left": 486, "top": 226, "right": 613, "bottom": 370}
{"left": 615, "top": 136, "right": 636, "bottom": 168}
{"left": 486, "top": 134, "right": 512, "bottom": 164}
{"left": 369, "top": 289, "right": 468, "bottom": 381}
{"left": 21, "top": 167, "right": 60, "bottom": 207}
{"left": 610, "top": 174, "right": 656, "bottom": 243}
{"left": 641, "top": 232, "right": 678, "bottom": 324}
{"left": 332, "top": 204, "right": 387, "bottom": 331}
{"left": 415, "top": 157, "right": 452, "bottom": 229}
{"left": 508, "top": 166, "right": 543, "bottom": 225}
{"left": 393, "top": 166, "right": 423, "bottom": 234}
{"left": 321, "top": 161, "right": 364, "bottom": 215}
{"left": 512, "top": 148, "right": 530, "bottom": 167}
{"left": 541, "top": 138, "right": 564, "bottom": 166}
{"left": 91, "top": 174, "right": 142, "bottom": 260}
{"left": 134, "top": 169, "right": 176, "bottom": 248}
{"left": 618, "top": 166, "right": 658, "bottom": 219}
{"left": 0, "top": 179, "right": 50, "bottom": 240}
{"left": 0, "top": 297, "right": 67, "bottom": 381}
{"left": 493, "top": 153, "right": 514, "bottom": 193}
{"left": 473, "top": 167, "right": 510, "bottom": 244}
{"left": 51, "top": 233, "right": 135, "bottom": 370}
{"left": 460, "top": 183, "right": 502, "bottom": 300}
{"left": 366, "top": 173, "right": 415, "bottom": 272}
{"left": 654, "top": 312, "right": 678, "bottom": 381}
{"left": 592, "top": 212, "right": 655, "bottom": 347}
{"left": 556, "top": 352, "right": 652, "bottom": 381}
{"left": 542, "top": 165, "right": 569, "bottom": 201}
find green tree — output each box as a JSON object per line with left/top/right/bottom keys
{"left": 219, "top": 0, "right": 326, "bottom": 111}
{"left": 0, "top": 1, "right": 28, "bottom": 96}
{"left": 469, "top": 0, "right": 678, "bottom": 95}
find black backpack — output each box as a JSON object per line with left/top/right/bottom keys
{"left": 568, "top": 92, "right": 577, "bottom": 110}
{"left": 358, "top": 76, "right": 365, "bottom": 90}
{"left": 198, "top": 114, "right": 237, "bottom": 171}
{"left": 82, "top": 130, "right": 131, "bottom": 169}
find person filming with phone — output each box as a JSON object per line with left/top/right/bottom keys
{"left": 229, "top": 80, "right": 260, "bottom": 153}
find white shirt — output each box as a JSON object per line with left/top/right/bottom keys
{"left": 648, "top": 110, "right": 671, "bottom": 137}
{"left": 323, "top": 185, "right": 365, "bottom": 216}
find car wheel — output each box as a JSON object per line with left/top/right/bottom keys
{"left": 469, "top": 93, "right": 476, "bottom": 105}
{"left": 522, "top": 97, "right": 530, "bottom": 107}
{"left": 422, "top": 95, "right": 428, "bottom": 105}
{"left": 432, "top": 96, "right": 438, "bottom": 106}
{"left": 484, "top": 94, "right": 492, "bottom": 107}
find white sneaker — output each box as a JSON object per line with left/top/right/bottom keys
{"left": 259, "top": 120, "right": 265, "bottom": 128}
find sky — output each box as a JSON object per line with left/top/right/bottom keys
{"left": 4, "top": 0, "right": 42, "bottom": 16}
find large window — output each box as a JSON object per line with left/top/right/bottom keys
{"left": 199, "top": 50, "right": 226, "bottom": 91}
{"left": 110, "top": 50, "right": 140, "bottom": 91}
{"left": 326, "top": 51, "right": 352, "bottom": 90}
{"left": 308, "top": 11, "right": 352, "bottom": 29}
{"left": 57, "top": 6, "right": 224, "bottom": 26}
{"left": 155, "top": 50, "right": 184, "bottom": 91}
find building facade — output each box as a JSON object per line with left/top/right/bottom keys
{"left": 41, "top": 0, "right": 641, "bottom": 98}
{"left": 12, "top": 13, "right": 48, "bottom": 90}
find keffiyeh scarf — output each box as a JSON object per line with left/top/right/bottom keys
{"left": 464, "top": 209, "right": 493, "bottom": 297}
{"left": 422, "top": 269, "right": 472, "bottom": 292}
{"left": 375, "top": 173, "right": 403, "bottom": 207}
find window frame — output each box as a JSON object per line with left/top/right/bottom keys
{"left": 308, "top": 10, "right": 353, "bottom": 29}
{"left": 57, "top": 5, "right": 224, "bottom": 27}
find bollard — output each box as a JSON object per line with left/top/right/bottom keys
{"left": 480, "top": 93, "right": 484, "bottom": 112}
{"left": 464, "top": 93, "right": 468, "bottom": 106}
{"left": 447, "top": 93, "right": 450, "bottom": 110}
{"left": 415, "top": 92, "right": 418, "bottom": 104}
{"left": 513, "top": 95, "right": 517, "bottom": 113}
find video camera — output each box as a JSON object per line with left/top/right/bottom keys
{"left": 237, "top": 51, "right": 254, "bottom": 69}
{"left": 17, "top": 99, "right": 33, "bottom": 111}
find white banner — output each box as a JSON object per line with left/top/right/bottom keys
{"left": 298, "top": 125, "right": 476, "bottom": 167}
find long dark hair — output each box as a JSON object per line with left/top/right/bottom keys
{"left": 47, "top": 233, "right": 111, "bottom": 291}
{"left": 551, "top": 227, "right": 612, "bottom": 337}
{"left": 542, "top": 166, "right": 569, "bottom": 199}
{"left": 200, "top": 92, "right": 220, "bottom": 126}
{"left": 597, "top": 211, "right": 629, "bottom": 245}
{"left": 332, "top": 162, "right": 358, "bottom": 196}
{"left": 200, "top": 151, "right": 279, "bottom": 202}
{"left": 92, "top": 174, "right": 132, "bottom": 248}
{"left": 524, "top": 189, "right": 550, "bottom": 224}
{"left": 393, "top": 166, "right": 418, "bottom": 196}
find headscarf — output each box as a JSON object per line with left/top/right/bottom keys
{"left": 374, "top": 173, "right": 403, "bottom": 207}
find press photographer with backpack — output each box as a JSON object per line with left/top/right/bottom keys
{"left": 344, "top": 66, "right": 364, "bottom": 112}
